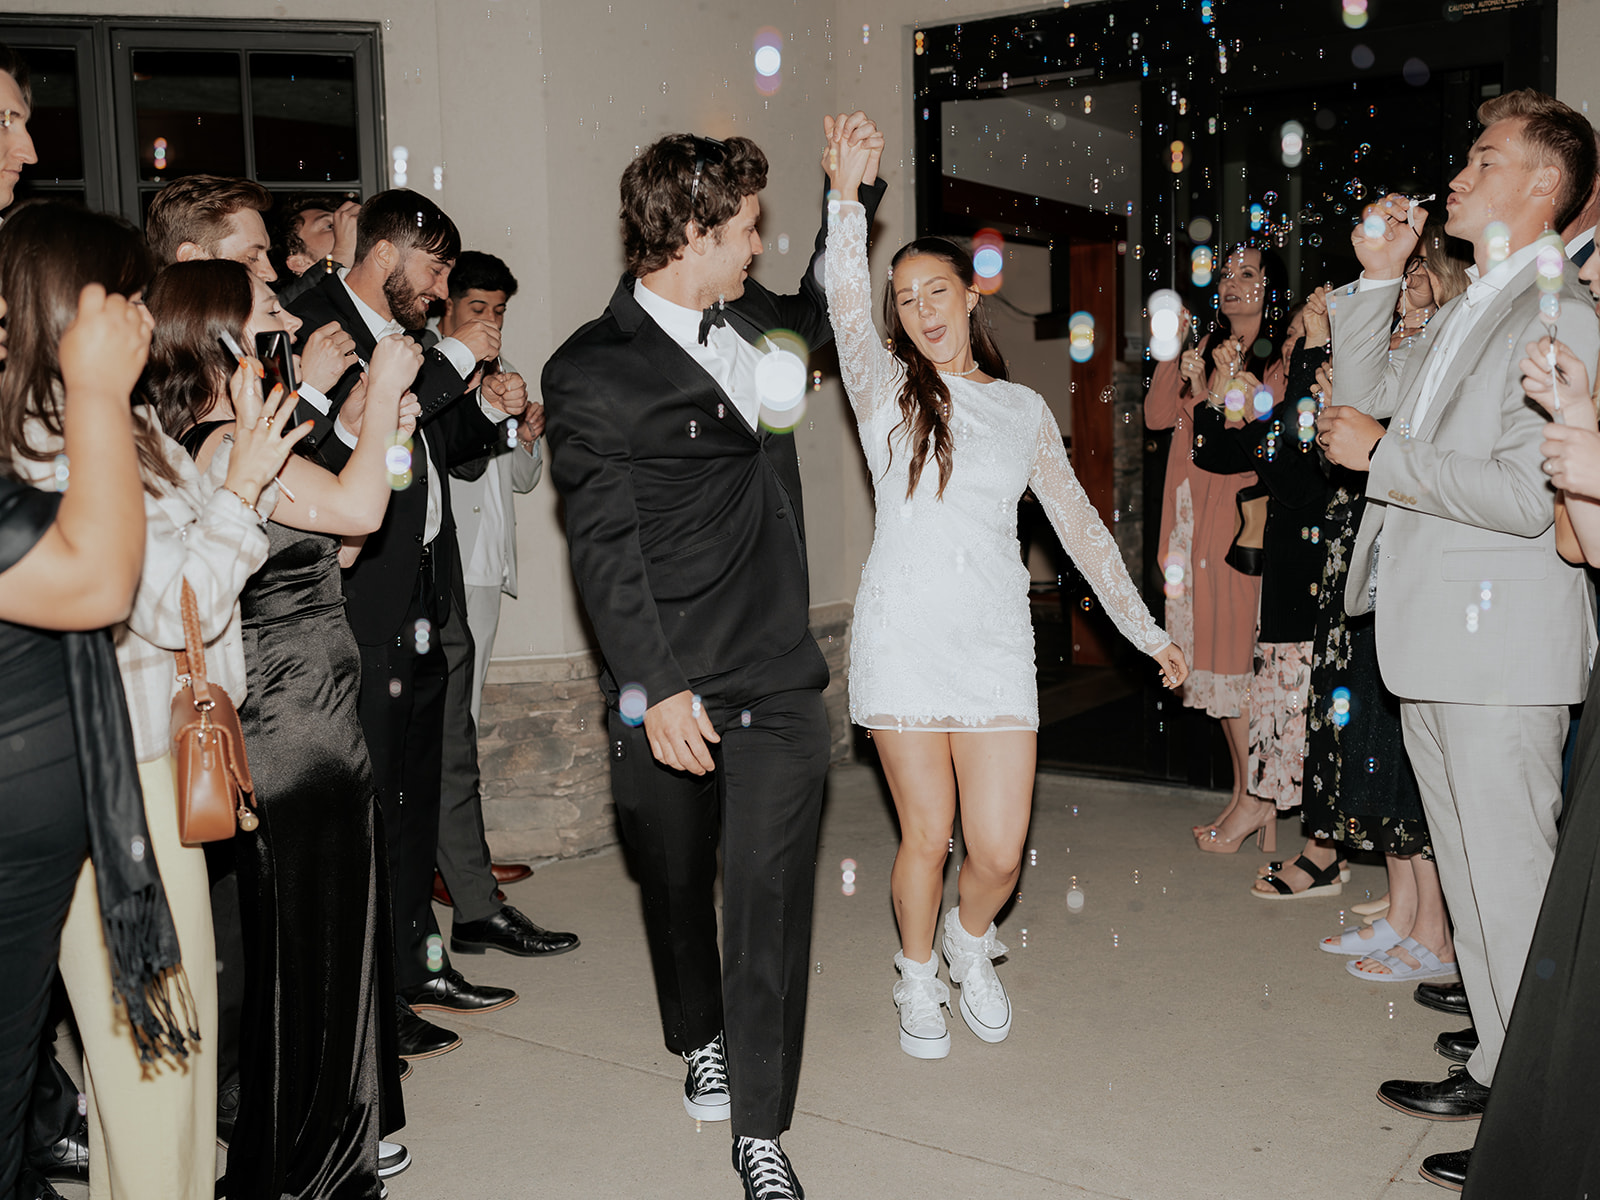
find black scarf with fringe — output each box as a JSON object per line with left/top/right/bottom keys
{"left": 0, "top": 477, "right": 196, "bottom": 1062}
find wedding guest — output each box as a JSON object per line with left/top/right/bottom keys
{"left": 430, "top": 251, "right": 581, "bottom": 959}
{"left": 0, "top": 43, "right": 36, "bottom": 212}
{"left": 4, "top": 204, "right": 303, "bottom": 1200}
{"left": 268, "top": 191, "right": 361, "bottom": 306}
{"left": 1145, "top": 247, "right": 1288, "bottom": 851}
{"left": 1316, "top": 88, "right": 1599, "bottom": 1126}
{"left": 284, "top": 190, "right": 525, "bottom": 1058}
{"left": 149, "top": 257, "right": 418, "bottom": 1196}
{"left": 146, "top": 176, "right": 278, "bottom": 284}
{"left": 821, "top": 121, "right": 1184, "bottom": 1063}
{"left": 0, "top": 249, "right": 184, "bottom": 1200}
{"left": 543, "top": 120, "right": 886, "bottom": 1200}
{"left": 1193, "top": 300, "right": 1333, "bottom": 889}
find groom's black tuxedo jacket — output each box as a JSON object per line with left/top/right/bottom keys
{"left": 287, "top": 271, "right": 504, "bottom": 645}
{"left": 543, "top": 180, "right": 886, "bottom": 709}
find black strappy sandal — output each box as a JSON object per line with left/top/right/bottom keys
{"left": 1251, "top": 854, "right": 1344, "bottom": 900}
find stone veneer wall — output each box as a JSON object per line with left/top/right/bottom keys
{"left": 477, "top": 601, "right": 855, "bottom": 862}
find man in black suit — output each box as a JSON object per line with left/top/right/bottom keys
{"left": 286, "top": 190, "right": 524, "bottom": 1060}
{"left": 542, "top": 116, "right": 883, "bottom": 1200}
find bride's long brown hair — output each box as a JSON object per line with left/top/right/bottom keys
{"left": 880, "top": 237, "right": 1008, "bottom": 500}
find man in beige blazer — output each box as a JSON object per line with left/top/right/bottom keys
{"left": 1319, "top": 90, "right": 1600, "bottom": 1123}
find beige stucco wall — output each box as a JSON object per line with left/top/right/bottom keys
{"left": 16, "top": 0, "right": 1594, "bottom": 674}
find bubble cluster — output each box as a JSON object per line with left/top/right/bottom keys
{"left": 753, "top": 27, "right": 782, "bottom": 95}
{"left": 413, "top": 617, "right": 431, "bottom": 655}
{"left": 755, "top": 330, "right": 810, "bottom": 428}
{"left": 1342, "top": 0, "right": 1369, "bottom": 28}
{"left": 971, "top": 228, "right": 1005, "bottom": 292}
{"left": 1190, "top": 245, "right": 1213, "bottom": 288}
{"left": 386, "top": 440, "right": 413, "bottom": 490}
{"left": 1280, "top": 120, "right": 1305, "bottom": 168}
{"left": 840, "top": 857, "right": 857, "bottom": 896}
{"left": 1486, "top": 221, "right": 1512, "bottom": 266}
{"left": 426, "top": 933, "right": 444, "bottom": 973}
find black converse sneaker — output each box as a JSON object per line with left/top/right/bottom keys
{"left": 681, "top": 1032, "right": 731, "bottom": 1121}
{"left": 732, "top": 1136, "right": 804, "bottom": 1200}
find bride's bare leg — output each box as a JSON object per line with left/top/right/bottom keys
{"left": 873, "top": 730, "right": 958, "bottom": 963}
{"left": 948, "top": 731, "right": 1037, "bottom": 936}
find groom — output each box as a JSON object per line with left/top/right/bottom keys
{"left": 542, "top": 117, "right": 883, "bottom": 1199}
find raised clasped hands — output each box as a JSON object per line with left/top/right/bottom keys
{"left": 1352, "top": 193, "right": 1425, "bottom": 281}
{"left": 643, "top": 688, "right": 722, "bottom": 775}
{"left": 821, "top": 111, "right": 885, "bottom": 201}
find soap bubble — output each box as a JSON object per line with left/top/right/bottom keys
{"left": 1486, "top": 222, "right": 1511, "bottom": 265}
{"left": 619, "top": 683, "right": 648, "bottom": 726}
{"left": 1148, "top": 288, "right": 1185, "bottom": 361}
{"left": 1280, "top": 120, "right": 1305, "bottom": 167}
{"left": 1068, "top": 311, "right": 1096, "bottom": 363}
{"left": 1187, "top": 216, "right": 1214, "bottom": 243}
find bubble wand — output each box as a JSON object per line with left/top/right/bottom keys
{"left": 1535, "top": 234, "right": 1567, "bottom": 423}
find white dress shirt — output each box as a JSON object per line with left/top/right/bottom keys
{"left": 1357, "top": 239, "right": 1545, "bottom": 431}
{"left": 634, "top": 280, "right": 764, "bottom": 431}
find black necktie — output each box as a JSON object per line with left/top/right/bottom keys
{"left": 698, "top": 301, "right": 727, "bottom": 345}
{"left": 1573, "top": 240, "right": 1595, "bottom": 268}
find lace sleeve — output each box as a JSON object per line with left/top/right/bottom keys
{"left": 824, "top": 200, "right": 901, "bottom": 423}
{"left": 1029, "top": 404, "right": 1171, "bottom": 656}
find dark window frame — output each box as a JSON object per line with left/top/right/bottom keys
{"left": 0, "top": 15, "right": 385, "bottom": 223}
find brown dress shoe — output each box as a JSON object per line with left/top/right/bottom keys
{"left": 490, "top": 862, "right": 533, "bottom": 885}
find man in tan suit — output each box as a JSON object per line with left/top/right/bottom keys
{"left": 1319, "top": 90, "right": 1600, "bottom": 1123}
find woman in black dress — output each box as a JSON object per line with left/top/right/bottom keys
{"left": 145, "top": 260, "right": 419, "bottom": 1198}
{"left": 1193, "top": 302, "right": 1337, "bottom": 887}
{"left": 0, "top": 279, "right": 184, "bottom": 1199}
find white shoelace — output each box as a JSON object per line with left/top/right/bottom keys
{"left": 739, "top": 1138, "right": 800, "bottom": 1199}
{"left": 684, "top": 1035, "right": 729, "bottom": 1097}
{"left": 959, "top": 954, "right": 1006, "bottom": 1015}
{"left": 893, "top": 973, "right": 949, "bottom": 1030}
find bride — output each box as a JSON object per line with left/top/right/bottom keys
{"left": 822, "top": 117, "right": 1187, "bottom": 1059}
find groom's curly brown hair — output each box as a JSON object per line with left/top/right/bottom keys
{"left": 620, "top": 134, "right": 768, "bottom": 277}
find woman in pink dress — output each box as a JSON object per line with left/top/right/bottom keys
{"left": 1143, "top": 247, "right": 1286, "bottom": 850}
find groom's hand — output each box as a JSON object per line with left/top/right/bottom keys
{"left": 644, "top": 689, "right": 722, "bottom": 775}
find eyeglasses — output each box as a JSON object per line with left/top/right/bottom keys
{"left": 1403, "top": 256, "right": 1429, "bottom": 278}
{"left": 689, "top": 135, "right": 728, "bottom": 204}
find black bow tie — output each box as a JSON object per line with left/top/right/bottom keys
{"left": 698, "top": 301, "right": 728, "bottom": 345}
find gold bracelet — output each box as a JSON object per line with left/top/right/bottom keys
{"left": 222, "top": 487, "right": 261, "bottom": 521}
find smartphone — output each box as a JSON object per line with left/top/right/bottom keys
{"left": 255, "top": 330, "right": 298, "bottom": 395}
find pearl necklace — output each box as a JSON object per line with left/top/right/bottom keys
{"left": 937, "top": 362, "right": 982, "bottom": 377}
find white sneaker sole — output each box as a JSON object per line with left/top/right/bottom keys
{"left": 378, "top": 1145, "right": 411, "bottom": 1178}
{"left": 683, "top": 1092, "right": 731, "bottom": 1121}
{"left": 898, "top": 1024, "right": 951, "bottom": 1059}
{"left": 958, "top": 988, "right": 1011, "bottom": 1043}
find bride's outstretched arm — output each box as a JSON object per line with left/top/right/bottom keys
{"left": 822, "top": 117, "right": 897, "bottom": 424}
{"left": 1028, "top": 404, "right": 1176, "bottom": 661}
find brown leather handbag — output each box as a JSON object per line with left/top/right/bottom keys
{"left": 171, "top": 579, "right": 258, "bottom": 844}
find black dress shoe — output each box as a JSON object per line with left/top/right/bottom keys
{"left": 401, "top": 968, "right": 518, "bottom": 1015}
{"left": 216, "top": 1078, "right": 240, "bottom": 1148}
{"left": 1435, "top": 1026, "right": 1478, "bottom": 1064}
{"left": 1378, "top": 1065, "right": 1489, "bottom": 1120}
{"left": 27, "top": 1128, "right": 89, "bottom": 1183}
{"left": 395, "top": 997, "right": 462, "bottom": 1060}
{"left": 1415, "top": 980, "right": 1470, "bottom": 1015}
{"left": 1419, "top": 1149, "right": 1469, "bottom": 1191}
{"left": 451, "top": 904, "right": 580, "bottom": 958}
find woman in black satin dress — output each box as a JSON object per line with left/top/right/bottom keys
{"left": 145, "top": 261, "right": 420, "bottom": 1198}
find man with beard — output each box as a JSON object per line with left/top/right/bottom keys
{"left": 287, "top": 189, "right": 526, "bottom": 1059}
